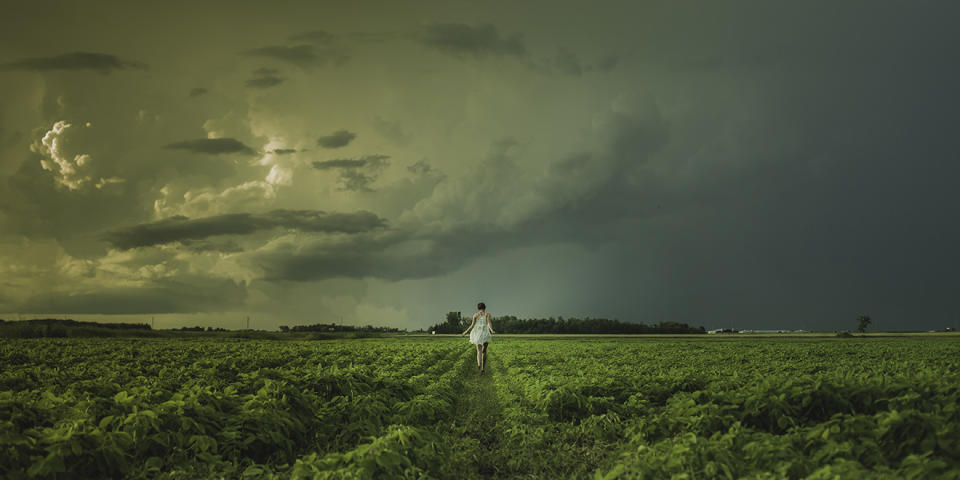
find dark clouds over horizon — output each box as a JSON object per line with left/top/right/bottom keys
{"left": 0, "top": 0, "right": 958, "bottom": 331}
{"left": 1, "top": 51, "right": 147, "bottom": 74}
{"left": 103, "top": 209, "right": 387, "bottom": 250}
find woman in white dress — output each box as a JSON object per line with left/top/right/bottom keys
{"left": 461, "top": 302, "right": 495, "bottom": 373}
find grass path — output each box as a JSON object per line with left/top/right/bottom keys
{"left": 439, "top": 348, "right": 508, "bottom": 478}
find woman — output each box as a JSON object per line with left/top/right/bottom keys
{"left": 461, "top": 302, "right": 495, "bottom": 373}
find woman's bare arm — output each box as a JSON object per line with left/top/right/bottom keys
{"left": 462, "top": 314, "right": 477, "bottom": 336}
{"left": 487, "top": 314, "right": 495, "bottom": 334}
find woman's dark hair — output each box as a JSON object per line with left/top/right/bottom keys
{"left": 477, "top": 302, "right": 486, "bottom": 310}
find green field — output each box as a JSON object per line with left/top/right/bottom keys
{"left": 2, "top": 336, "right": 959, "bottom": 479}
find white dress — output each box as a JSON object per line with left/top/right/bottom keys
{"left": 469, "top": 313, "right": 492, "bottom": 345}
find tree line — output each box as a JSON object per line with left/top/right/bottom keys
{"left": 430, "top": 312, "right": 705, "bottom": 334}
{"left": 279, "top": 323, "right": 403, "bottom": 333}
{"left": 0, "top": 318, "right": 152, "bottom": 330}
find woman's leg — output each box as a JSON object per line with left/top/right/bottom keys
{"left": 481, "top": 343, "right": 488, "bottom": 371}
{"left": 476, "top": 344, "right": 482, "bottom": 370}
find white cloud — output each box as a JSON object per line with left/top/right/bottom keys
{"left": 95, "top": 176, "right": 126, "bottom": 189}
{"left": 153, "top": 180, "right": 277, "bottom": 218}
{"left": 265, "top": 164, "right": 293, "bottom": 185}
{"left": 31, "top": 120, "right": 94, "bottom": 191}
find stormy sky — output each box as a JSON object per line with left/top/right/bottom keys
{"left": 1, "top": 0, "right": 958, "bottom": 331}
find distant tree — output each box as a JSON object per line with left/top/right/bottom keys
{"left": 279, "top": 325, "right": 290, "bottom": 332}
{"left": 857, "top": 315, "right": 872, "bottom": 333}
{"left": 445, "top": 311, "right": 463, "bottom": 332}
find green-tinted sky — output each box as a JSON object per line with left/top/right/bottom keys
{"left": 1, "top": 0, "right": 958, "bottom": 331}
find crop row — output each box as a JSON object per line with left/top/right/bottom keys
{"left": 0, "top": 338, "right": 471, "bottom": 479}
{"left": 491, "top": 338, "right": 960, "bottom": 479}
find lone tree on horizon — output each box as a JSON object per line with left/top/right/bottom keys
{"left": 857, "top": 315, "right": 872, "bottom": 333}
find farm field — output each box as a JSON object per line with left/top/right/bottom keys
{"left": 2, "top": 336, "right": 959, "bottom": 479}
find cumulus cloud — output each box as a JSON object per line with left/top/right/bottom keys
{"left": 1, "top": 51, "right": 146, "bottom": 74}
{"left": 95, "top": 176, "right": 125, "bottom": 189}
{"left": 417, "top": 22, "right": 526, "bottom": 58}
{"left": 316, "top": 129, "right": 356, "bottom": 148}
{"left": 242, "top": 45, "right": 349, "bottom": 68}
{"left": 103, "top": 209, "right": 388, "bottom": 250}
{"left": 154, "top": 181, "right": 277, "bottom": 218}
{"left": 1, "top": 239, "right": 250, "bottom": 315}
{"left": 163, "top": 138, "right": 256, "bottom": 155}
{"left": 30, "top": 120, "right": 94, "bottom": 190}
{"left": 312, "top": 154, "right": 390, "bottom": 192}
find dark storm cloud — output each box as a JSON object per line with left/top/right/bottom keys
{"left": 311, "top": 154, "right": 388, "bottom": 170}
{"left": 0, "top": 51, "right": 146, "bottom": 74}
{"left": 342, "top": 32, "right": 398, "bottom": 43}
{"left": 407, "top": 159, "right": 433, "bottom": 175}
{"left": 163, "top": 138, "right": 256, "bottom": 155}
{"left": 316, "top": 129, "right": 356, "bottom": 148}
{"left": 553, "top": 48, "right": 583, "bottom": 75}
{"left": 312, "top": 155, "right": 390, "bottom": 192}
{"left": 313, "top": 158, "right": 366, "bottom": 169}
{"left": 247, "top": 67, "right": 285, "bottom": 88}
{"left": 257, "top": 106, "right": 670, "bottom": 282}
{"left": 188, "top": 87, "right": 208, "bottom": 97}
{"left": 596, "top": 55, "right": 619, "bottom": 72}
{"left": 372, "top": 116, "right": 410, "bottom": 145}
{"left": 103, "top": 209, "right": 387, "bottom": 250}
{"left": 251, "top": 230, "right": 476, "bottom": 282}
{"left": 337, "top": 170, "right": 377, "bottom": 192}
{"left": 545, "top": 48, "right": 619, "bottom": 76}
{"left": 246, "top": 75, "right": 285, "bottom": 89}
{"left": 251, "top": 219, "right": 565, "bottom": 283}
{"left": 493, "top": 2, "right": 960, "bottom": 331}
{"left": 243, "top": 45, "right": 313, "bottom": 65}
{"left": 181, "top": 239, "right": 244, "bottom": 253}
{"left": 417, "top": 22, "right": 526, "bottom": 58}
{"left": 270, "top": 148, "right": 298, "bottom": 155}
{"left": 289, "top": 30, "right": 335, "bottom": 44}
{"left": 289, "top": 29, "right": 399, "bottom": 44}
{"left": 242, "top": 45, "right": 349, "bottom": 68}
{"left": 18, "top": 274, "right": 247, "bottom": 314}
